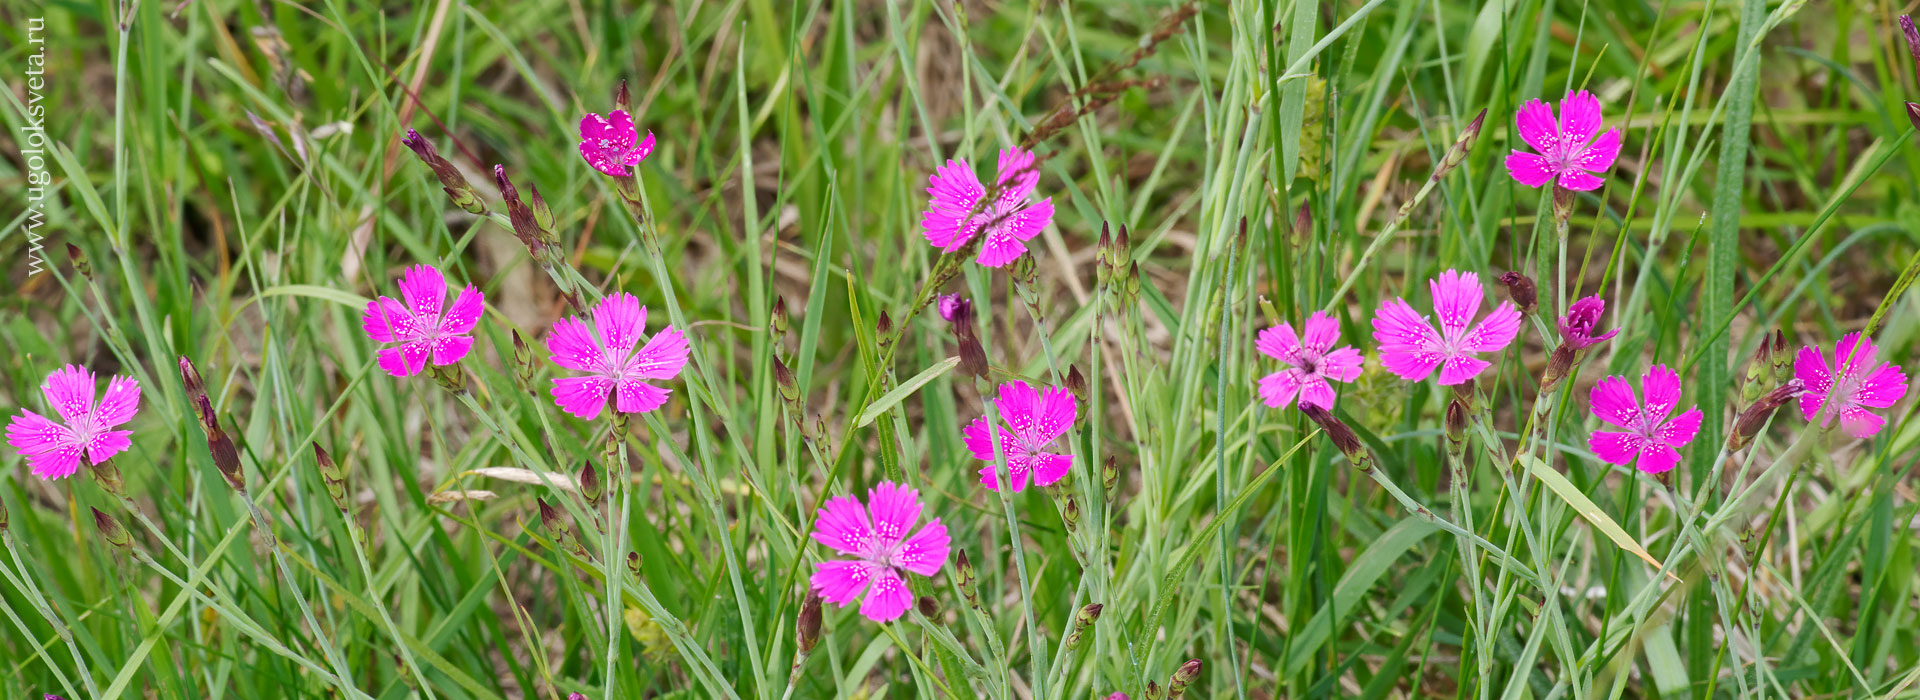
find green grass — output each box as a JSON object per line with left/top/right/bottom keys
{"left": 3, "top": 0, "right": 1920, "bottom": 698}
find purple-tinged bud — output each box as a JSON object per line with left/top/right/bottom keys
{"left": 494, "top": 165, "right": 546, "bottom": 259}
{"left": 1145, "top": 681, "right": 1162, "bottom": 700}
{"left": 627, "top": 551, "right": 642, "bottom": 578}
{"left": 1009, "top": 251, "right": 1039, "bottom": 288}
{"left": 1102, "top": 455, "right": 1119, "bottom": 493}
{"left": 1552, "top": 185, "right": 1576, "bottom": 226}
{"left": 1542, "top": 345, "right": 1577, "bottom": 391}
{"left": 92, "top": 507, "right": 131, "bottom": 550}
{"left": 315, "top": 444, "right": 349, "bottom": 512}
{"left": 1729, "top": 380, "right": 1804, "bottom": 450}
{"left": 580, "top": 461, "right": 603, "bottom": 509}
{"left": 511, "top": 329, "right": 536, "bottom": 390}
{"left": 916, "top": 595, "right": 941, "bottom": 620}
{"left": 1907, "top": 102, "right": 1920, "bottom": 133}
{"left": 67, "top": 243, "right": 91, "bottom": 280}
{"left": 1902, "top": 16, "right": 1920, "bottom": 69}
{"left": 1741, "top": 334, "right": 1775, "bottom": 404}
{"left": 1558, "top": 296, "right": 1618, "bottom": 350}
{"left": 1169, "top": 658, "right": 1202, "bottom": 697}
{"left": 797, "top": 591, "right": 824, "bottom": 654}
{"left": 1497, "top": 272, "right": 1537, "bottom": 314}
{"left": 957, "top": 337, "right": 989, "bottom": 379}
{"left": 1066, "top": 365, "right": 1088, "bottom": 403}
{"left": 1292, "top": 202, "right": 1313, "bottom": 246}
{"left": 1300, "top": 406, "right": 1372, "bottom": 473}
{"left": 1769, "top": 331, "right": 1792, "bottom": 385}
{"left": 1062, "top": 496, "right": 1081, "bottom": 534}
{"left": 180, "top": 356, "right": 247, "bottom": 492}
{"left": 614, "top": 79, "right": 633, "bottom": 113}
{"left": 956, "top": 549, "right": 979, "bottom": 607}
{"left": 0, "top": 496, "right": 9, "bottom": 532}
{"left": 527, "top": 182, "right": 556, "bottom": 243}
{"left": 936, "top": 294, "right": 968, "bottom": 323}
{"left": 773, "top": 355, "right": 800, "bottom": 404}
{"left": 402, "top": 129, "right": 486, "bottom": 215}
{"left": 1065, "top": 602, "right": 1102, "bottom": 649}
{"left": 771, "top": 295, "right": 790, "bottom": 337}
{"left": 536, "top": 497, "right": 562, "bottom": 532}
{"left": 876, "top": 311, "right": 893, "bottom": 341}
{"left": 1445, "top": 399, "right": 1468, "bottom": 444}
{"left": 88, "top": 458, "right": 126, "bottom": 498}
{"left": 1433, "top": 108, "right": 1487, "bottom": 182}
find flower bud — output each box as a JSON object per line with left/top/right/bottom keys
{"left": 1, "top": 497, "right": 10, "bottom": 532}
{"left": 580, "top": 460, "right": 604, "bottom": 509}
{"left": 1010, "top": 252, "right": 1039, "bottom": 288}
{"left": 1444, "top": 399, "right": 1468, "bottom": 444}
{"left": 1740, "top": 335, "right": 1774, "bottom": 404}
{"left": 88, "top": 458, "right": 126, "bottom": 498}
{"left": 180, "top": 356, "right": 247, "bottom": 492}
{"left": 1433, "top": 108, "right": 1487, "bottom": 182}
{"left": 1541, "top": 345, "right": 1577, "bottom": 390}
{"left": 1299, "top": 405, "right": 1367, "bottom": 470}
{"left": 1497, "top": 272, "right": 1537, "bottom": 314}
{"left": 956, "top": 549, "right": 979, "bottom": 607}
{"left": 797, "top": 591, "right": 824, "bottom": 654}
{"left": 1065, "top": 603, "right": 1102, "bottom": 649}
{"left": 1908, "top": 102, "right": 1920, "bottom": 133}
{"left": 401, "top": 129, "right": 486, "bottom": 215}
{"left": 1146, "top": 681, "right": 1162, "bottom": 700}
{"left": 1769, "top": 331, "right": 1792, "bottom": 385}
{"left": 427, "top": 363, "right": 467, "bottom": 395}
{"left": 771, "top": 295, "right": 790, "bottom": 338}
{"left": 511, "top": 329, "right": 537, "bottom": 390}
{"left": 537, "top": 497, "right": 562, "bottom": 532}
{"left": 1558, "top": 296, "right": 1618, "bottom": 350}
{"left": 1102, "top": 455, "right": 1118, "bottom": 493}
{"left": 1066, "top": 365, "right": 1088, "bottom": 403}
{"left": 1902, "top": 16, "right": 1920, "bottom": 72}
{"left": 527, "top": 182, "right": 557, "bottom": 246}
{"left": 1292, "top": 201, "right": 1313, "bottom": 247}
{"left": 876, "top": 311, "right": 894, "bottom": 348}
{"left": 916, "top": 595, "right": 941, "bottom": 620}
{"left": 773, "top": 355, "right": 800, "bottom": 404}
{"left": 627, "top": 551, "right": 642, "bottom": 578}
{"left": 1169, "top": 658, "right": 1202, "bottom": 697}
{"left": 92, "top": 507, "right": 131, "bottom": 550}
{"left": 614, "top": 79, "right": 633, "bottom": 113}
{"left": 1552, "top": 184, "right": 1576, "bottom": 225}
{"left": 315, "top": 444, "right": 349, "bottom": 512}
{"left": 67, "top": 243, "right": 91, "bottom": 280}
{"left": 1729, "top": 380, "right": 1804, "bottom": 450}
{"left": 1096, "top": 223, "right": 1114, "bottom": 288}
{"left": 1125, "top": 261, "right": 1143, "bottom": 303}
{"left": 1062, "top": 496, "right": 1081, "bottom": 534}
{"left": 494, "top": 165, "right": 546, "bottom": 259}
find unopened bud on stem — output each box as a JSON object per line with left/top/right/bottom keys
{"left": 180, "top": 356, "right": 247, "bottom": 492}
{"left": 315, "top": 444, "right": 349, "bottom": 512}
{"left": 1169, "top": 658, "right": 1203, "bottom": 697}
{"left": 1497, "top": 271, "right": 1537, "bottom": 314}
{"left": 92, "top": 507, "right": 131, "bottom": 550}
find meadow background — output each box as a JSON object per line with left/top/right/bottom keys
{"left": 3, "top": 0, "right": 1919, "bottom": 698}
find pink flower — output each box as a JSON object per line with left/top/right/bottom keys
{"left": 1587, "top": 365, "right": 1703, "bottom": 474}
{"left": 547, "top": 292, "right": 690, "bottom": 420}
{"left": 579, "top": 109, "right": 657, "bottom": 177}
{"left": 963, "top": 381, "right": 1075, "bottom": 491}
{"left": 1504, "top": 90, "right": 1623, "bottom": 191}
{"left": 6, "top": 365, "right": 141, "bottom": 480}
{"left": 921, "top": 148, "right": 1055, "bottom": 268}
{"left": 936, "top": 294, "right": 967, "bottom": 322}
{"left": 362, "top": 265, "right": 485, "bottom": 377}
{"left": 1796, "top": 333, "right": 1909, "bottom": 438}
{"left": 810, "top": 482, "right": 950, "bottom": 623}
{"left": 1255, "top": 311, "right": 1365, "bottom": 410}
{"left": 1558, "top": 295, "right": 1619, "bottom": 350}
{"left": 1369, "top": 270, "right": 1523, "bottom": 385}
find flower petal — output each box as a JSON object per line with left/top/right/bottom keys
{"left": 1371, "top": 298, "right": 1445, "bottom": 382}
{"left": 1839, "top": 406, "right": 1887, "bottom": 438}
{"left": 1436, "top": 355, "right": 1491, "bottom": 386}
{"left": 614, "top": 379, "right": 670, "bottom": 414}
{"left": 811, "top": 494, "right": 876, "bottom": 555}
{"left": 1556, "top": 169, "right": 1606, "bottom": 192}
{"left": 1656, "top": 406, "right": 1703, "bottom": 450}
{"left": 548, "top": 317, "right": 613, "bottom": 373}
{"left": 94, "top": 375, "right": 141, "bottom": 428}
{"left": 430, "top": 336, "right": 474, "bottom": 366}
{"left": 1430, "top": 270, "right": 1485, "bottom": 340}
{"left": 1514, "top": 98, "right": 1560, "bottom": 155}
{"left": 1258, "top": 370, "right": 1302, "bottom": 409}
{"left": 627, "top": 326, "right": 690, "bottom": 380}
{"left": 978, "top": 455, "right": 1033, "bottom": 493}
{"left": 440, "top": 285, "right": 486, "bottom": 335}
{"left": 1855, "top": 363, "right": 1909, "bottom": 408}
{"left": 1587, "top": 375, "right": 1644, "bottom": 430}
{"left": 1558, "top": 90, "right": 1604, "bottom": 147}
{"left": 362, "top": 296, "right": 424, "bottom": 343}
{"left": 962, "top": 416, "right": 1015, "bottom": 463}
{"left": 975, "top": 230, "right": 1029, "bottom": 268}
{"left": 1459, "top": 302, "right": 1522, "bottom": 353}
{"left": 86, "top": 429, "right": 133, "bottom": 464}
{"left": 1030, "top": 385, "right": 1077, "bottom": 444}
{"left": 1588, "top": 430, "right": 1643, "bottom": 466}
{"left": 858, "top": 568, "right": 914, "bottom": 623}
{"left": 1029, "top": 453, "right": 1073, "bottom": 488}
{"left": 377, "top": 342, "right": 432, "bottom": 377}
{"left": 892, "top": 518, "right": 951, "bottom": 576}
{"left": 1635, "top": 442, "right": 1682, "bottom": 475}
{"left": 1319, "top": 346, "right": 1366, "bottom": 382}
{"left": 1574, "top": 127, "right": 1622, "bottom": 175}
{"left": 810, "top": 559, "right": 875, "bottom": 607}
{"left": 27, "top": 444, "right": 84, "bottom": 480}
{"left": 594, "top": 293, "right": 646, "bottom": 359}
{"left": 1296, "top": 375, "right": 1338, "bottom": 410}
{"left": 993, "top": 381, "right": 1040, "bottom": 440}
{"left": 1300, "top": 311, "right": 1341, "bottom": 355}
{"left": 865, "top": 482, "right": 923, "bottom": 546}
{"left": 629, "top": 130, "right": 656, "bottom": 167}
{"left": 7, "top": 409, "right": 75, "bottom": 458}
{"left": 1639, "top": 364, "right": 1683, "bottom": 428}
{"left": 1795, "top": 344, "right": 1834, "bottom": 423}
{"left": 550, "top": 376, "right": 613, "bottom": 420}
{"left": 1255, "top": 323, "right": 1304, "bottom": 365}
{"left": 922, "top": 159, "right": 986, "bottom": 251}
{"left": 1505, "top": 151, "right": 1556, "bottom": 188}
{"left": 42, "top": 365, "right": 96, "bottom": 422}
{"left": 995, "top": 147, "right": 1041, "bottom": 204}
{"left": 398, "top": 265, "right": 447, "bottom": 321}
